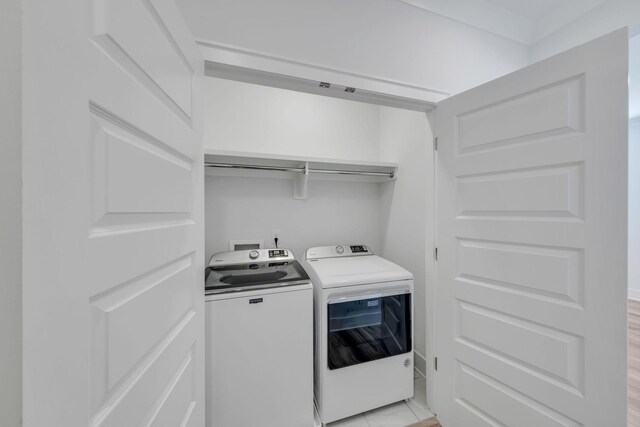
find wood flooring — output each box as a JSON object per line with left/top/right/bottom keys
{"left": 406, "top": 417, "right": 441, "bottom": 427}
{"left": 630, "top": 299, "right": 640, "bottom": 427}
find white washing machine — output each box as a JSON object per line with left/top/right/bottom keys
{"left": 205, "top": 249, "right": 314, "bottom": 427}
{"left": 302, "top": 245, "right": 414, "bottom": 424}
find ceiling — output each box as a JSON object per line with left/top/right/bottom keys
{"left": 399, "top": 0, "right": 609, "bottom": 45}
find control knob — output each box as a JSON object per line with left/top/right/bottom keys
{"left": 336, "top": 245, "right": 344, "bottom": 254}
{"left": 249, "top": 250, "right": 259, "bottom": 260}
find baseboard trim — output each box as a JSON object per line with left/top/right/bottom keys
{"left": 414, "top": 350, "right": 427, "bottom": 378}
{"left": 630, "top": 288, "right": 640, "bottom": 301}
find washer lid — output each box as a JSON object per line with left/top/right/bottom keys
{"left": 205, "top": 257, "right": 309, "bottom": 295}
{"left": 304, "top": 255, "right": 412, "bottom": 288}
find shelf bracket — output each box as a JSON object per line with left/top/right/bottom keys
{"left": 293, "top": 162, "right": 309, "bottom": 199}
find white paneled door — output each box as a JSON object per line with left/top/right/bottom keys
{"left": 23, "top": 1, "right": 204, "bottom": 426}
{"left": 435, "top": 30, "right": 628, "bottom": 426}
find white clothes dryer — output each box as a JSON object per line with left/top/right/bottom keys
{"left": 303, "top": 245, "right": 414, "bottom": 424}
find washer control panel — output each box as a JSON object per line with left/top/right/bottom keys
{"left": 268, "top": 249, "right": 288, "bottom": 258}
{"left": 208, "top": 249, "right": 294, "bottom": 267}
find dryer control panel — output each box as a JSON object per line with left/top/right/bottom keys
{"left": 305, "top": 244, "right": 373, "bottom": 260}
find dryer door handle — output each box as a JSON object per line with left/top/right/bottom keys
{"left": 327, "top": 288, "right": 410, "bottom": 305}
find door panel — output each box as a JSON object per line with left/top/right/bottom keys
{"left": 97, "top": 0, "right": 194, "bottom": 117}
{"left": 23, "top": 0, "right": 204, "bottom": 425}
{"left": 435, "top": 30, "right": 628, "bottom": 426}
{"left": 455, "top": 76, "right": 583, "bottom": 154}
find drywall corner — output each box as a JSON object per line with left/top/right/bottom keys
{"left": 0, "top": 0, "right": 22, "bottom": 426}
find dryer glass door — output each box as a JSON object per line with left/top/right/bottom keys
{"left": 327, "top": 290, "right": 411, "bottom": 369}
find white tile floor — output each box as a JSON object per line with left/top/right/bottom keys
{"left": 325, "top": 371, "right": 434, "bottom": 427}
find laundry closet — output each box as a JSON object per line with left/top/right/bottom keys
{"left": 202, "top": 72, "right": 435, "bottom": 424}
{"left": 202, "top": 73, "right": 434, "bottom": 369}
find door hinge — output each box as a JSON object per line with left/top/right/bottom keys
{"left": 434, "top": 247, "right": 438, "bottom": 261}
{"left": 434, "top": 357, "right": 438, "bottom": 371}
{"left": 433, "top": 136, "right": 438, "bottom": 151}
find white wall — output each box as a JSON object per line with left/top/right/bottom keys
{"left": 177, "top": 0, "right": 529, "bottom": 96}
{"left": 0, "top": 0, "right": 22, "bottom": 425}
{"left": 630, "top": 118, "right": 640, "bottom": 300}
{"left": 378, "top": 107, "right": 433, "bottom": 375}
{"left": 203, "top": 77, "right": 386, "bottom": 261}
{"left": 631, "top": 36, "right": 640, "bottom": 301}
{"left": 530, "top": 0, "right": 640, "bottom": 62}
{"left": 631, "top": 34, "right": 640, "bottom": 119}
{"left": 204, "top": 78, "right": 381, "bottom": 160}
{"left": 205, "top": 176, "right": 384, "bottom": 261}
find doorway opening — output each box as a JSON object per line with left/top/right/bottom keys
{"left": 201, "top": 63, "right": 438, "bottom": 422}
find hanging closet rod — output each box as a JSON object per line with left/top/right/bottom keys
{"left": 205, "top": 162, "right": 304, "bottom": 173}
{"left": 205, "top": 162, "right": 395, "bottom": 179}
{"left": 309, "top": 168, "right": 395, "bottom": 178}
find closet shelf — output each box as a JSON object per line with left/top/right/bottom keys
{"left": 204, "top": 149, "right": 398, "bottom": 199}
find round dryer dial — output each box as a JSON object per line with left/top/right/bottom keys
{"left": 249, "top": 250, "right": 259, "bottom": 260}
{"left": 335, "top": 245, "right": 344, "bottom": 254}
